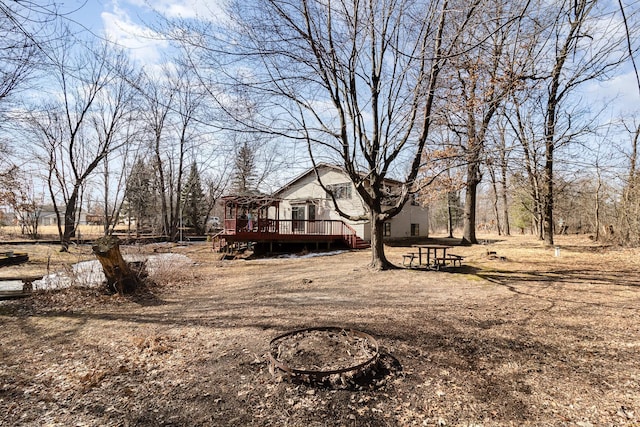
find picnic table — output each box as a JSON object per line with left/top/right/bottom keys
{"left": 403, "top": 244, "right": 464, "bottom": 269}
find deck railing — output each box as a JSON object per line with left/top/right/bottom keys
{"left": 223, "top": 218, "right": 358, "bottom": 246}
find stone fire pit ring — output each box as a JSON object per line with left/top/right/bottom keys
{"left": 268, "top": 326, "right": 380, "bottom": 380}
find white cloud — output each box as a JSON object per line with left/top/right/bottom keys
{"left": 585, "top": 69, "right": 640, "bottom": 117}
{"left": 123, "top": 0, "right": 227, "bottom": 20}
{"left": 100, "top": 2, "right": 169, "bottom": 66}
{"left": 97, "top": 0, "right": 228, "bottom": 67}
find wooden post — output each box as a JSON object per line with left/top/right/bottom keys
{"left": 92, "top": 236, "right": 142, "bottom": 294}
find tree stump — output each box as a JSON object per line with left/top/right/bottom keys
{"left": 92, "top": 236, "right": 143, "bottom": 294}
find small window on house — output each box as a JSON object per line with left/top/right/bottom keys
{"left": 411, "top": 223, "right": 419, "bottom": 236}
{"left": 326, "top": 183, "right": 352, "bottom": 200}
{"left": 410, "top": 193, "right": 420, "bottom": 206}
{"left": 383, "top": 222, "right": 391, "bottom": 237}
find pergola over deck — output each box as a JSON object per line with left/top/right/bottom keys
{"left": 219, "top": 194, "right": 362, "bottom": 250}
{"left": 222, "top": 194, "right": 281, "bottom": 236}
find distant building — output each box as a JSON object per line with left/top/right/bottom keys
{"left": 37, "top": 205, "right": 88, "bottom": 227}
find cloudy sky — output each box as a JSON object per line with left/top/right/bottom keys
{"left": 58, "top": 0, "right": 640, "bottom": 134}
{"left": 63, "top": 0, "right": 225, "bottom": 64}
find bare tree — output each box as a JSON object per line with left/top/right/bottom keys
{"left": 497, "top": 122, "right": 512, "bottom": 236}
{"left": 617, "top": 121, "right": 640, "bottom": 244}
{"left": 486, "top": 158, "right": 502, "bottom": 236}
{"left": 174, "top": 0, "right": 488, "bottom": 268}
{"left": 417, "top": 143, "right": 465, "bottom": 237}
{"left": 0, "top": 166, "right": 42, "bottom": 238}
{"left": 171, "top": 69, "right": 207, "bottom": 240}
{"left": 500, "top": 0, "right": 633, "bottom": 245}
{"left": 485, "top": 116, "right": 514, "bottom": 236}
{"left": 532, "top": 0, "right": 630, "bottom": 245}
{"left": 93, "top": 62, "right": 141, "bottom": 236}
{"left": 26, "top": 38, "right": 138, "bottom": 251}
{"left": 202, "top": 170, "right": 229, "bottom": 233}
{"left": 439, "top": 0, "right": 533, "bottom": 245}
{"left": 139, "top": 70, "right": 176, "bottom": 238}
{"left": 138, "top": 64, "right": 206, "bottom": 241}
{"left": 0, "top": 1, "right": 51, "bottom": 111}
{"left": 613, "top": 2, "right": 640, "bottom": 245}
{"left": 504, "top": 90, "right": 546, "bottom": 238}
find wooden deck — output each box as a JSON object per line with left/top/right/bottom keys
{"left": 217, "top": 219, "right": 368, "bottom": 250}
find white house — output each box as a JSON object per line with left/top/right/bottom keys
{"left": 274, "top": 164, "right": 429, "bottom": 241}
{"left": 36, "top": 205, "right": 89, "bottom": 227}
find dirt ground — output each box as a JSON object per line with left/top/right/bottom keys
{"left": 1, "top": 234, "right": 639, "bottom": 426}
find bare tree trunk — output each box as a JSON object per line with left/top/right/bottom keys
{"left": 488, "top": 163, "right": 502, "bottom": 236}
{"left": 543, "top": 141, "right": 554, "bottom": 245}
{"left": 461, "top": 162, "right": 480, "bottom": 245}
{"left": 621, "top": 124, "right": 639, "bottom": 243}
{"left": 542, "top": 0, "right": 601, "bottom": 247}
{"left": 447, "top": 191, "right": 455, "bottom": 238}
{"left": 92, "top": 235, "right": 144, "bottom": 294}
{"left": 595, "top": 168, "right": 601, "bottom": 241}
{"left": 500, "top": 153, "right": 510, "bottom": 236}
{"left": 154, "top": 137, "right": 170, "bottom": 238}
{"left": 61, "top": 189, "right": 79, "bottom": 252}
{"left": 498, "top": 127, "right": 511, "bottom": 236}
{"left": 536, "top": 211, "right": 544, "bottom": 240}
{"left": 103, "top": 156, "right": 110, "bottom": 236}
{"left": 368, "top": 212, "right": 392, "bottom": 270}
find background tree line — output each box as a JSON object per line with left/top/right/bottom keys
{"left": 0, "top": 0, "right": 639, "bottom": 263}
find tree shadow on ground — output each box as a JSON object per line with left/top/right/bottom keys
{"left": 385, "top": 236, "right": 505, "bottom": 247}
{"left": 3, "top": 265, "right": 637, "bottom": 426}
{"left": 476, "top": 266, "right": 640, "bottom": 289}
{"left": 553, "top": 243, "right": 614, "bottom": 253}
{"left": 125, "top": 284, "right": 166, "bottom": 306}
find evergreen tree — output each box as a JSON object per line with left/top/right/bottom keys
{"left": 124, "top": 159, "right": 153, "bottom": 235}
{"left": 232, "top": 140, "right": 257, "bottom": 194}
{"left": 181, "top": 163, "right": 207, "bottom": 235}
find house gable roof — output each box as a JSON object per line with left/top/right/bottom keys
{"left": 274, "top": 163, "right": 405, "bottom": 198}
{"left": 273, "top": 163, "right": 345, "bottom": 197}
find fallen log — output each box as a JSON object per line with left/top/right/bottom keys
{"left": 92, "top": 235, "right": 145, "bottom": 294}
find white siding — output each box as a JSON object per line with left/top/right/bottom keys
{"left": 278, "top": 169, "right": 366, "bottom": 217}
{"left": 387, "top": 204, "right": 429, "bottom": 238}
{"left": 276, "top": 166, "right": 428, "bottom": 241}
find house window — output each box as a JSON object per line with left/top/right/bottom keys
{"left": 326, "top": 183, "right": 352, "bottom": 200}
{"left": 411, "top": 223, "right": 419, "bottom": 236}
{"left": 383, "top": 222, "right": 391, "bottom": 237}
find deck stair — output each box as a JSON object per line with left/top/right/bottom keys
{"left": 350, "top": 235, "right": 370, "bottom": 249}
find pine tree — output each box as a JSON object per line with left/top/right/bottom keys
{"left": 232, "top": 140, "right": 257, "bottom": 194}
{"left": 181, "top": 163, "right": 207, "bottom": 235}
{"left": 124, "top": 159, "right": 153, "bottom": 235}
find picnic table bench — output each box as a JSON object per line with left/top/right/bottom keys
{"left": 402, "top": 252, "right": 420, "bottom": 267}
{"left": 434, "top": 254, "right": 464, "bottom": 268}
